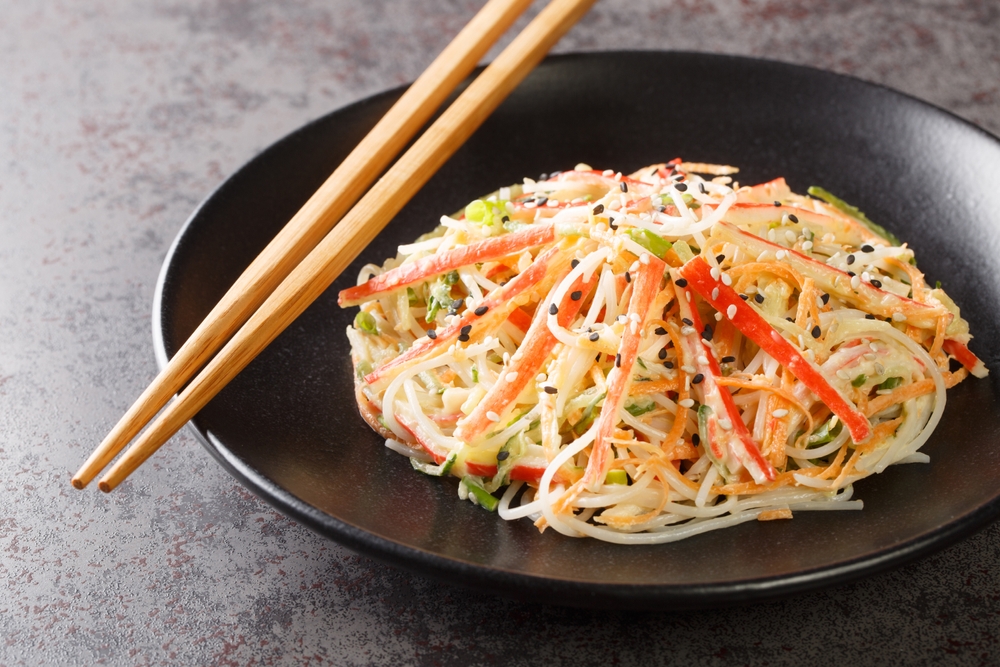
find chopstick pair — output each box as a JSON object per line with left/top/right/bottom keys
{"left": 73, "top": 0, "right": 597, "bottom": 492}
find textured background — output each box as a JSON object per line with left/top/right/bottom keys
{"left": 2, "top": 1, "right": 999, "bottom": 665}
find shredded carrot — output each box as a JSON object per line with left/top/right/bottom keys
{"left": 865, "top": 378, "right": 935, "bottom": 417}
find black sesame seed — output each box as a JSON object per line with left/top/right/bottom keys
{"left": 788, "top": 213, "right": 799, "bottom": 224}
{"left": 721, "top": 356, "right": 736, "bottom": 363}
{"left": 740, "top": 294, "right": 749, "bottom": 301}
{"left": 846, "top": 254, "right": 856, "bottom": 265}
{"left": 682, "top": 318, "right": 693, "bottom": 326}
{"left": 658, "top": 348, "right": 668, "bottom": 360}
{"left": 458, "top": 334, "right": 470, "bottom": 342}
{"left": 539, "top": 173, "right": 549, "bottom": 181}
{"left": 692, "top": 373, "right": 704, "bottom": 384}
{"left": 675, "top": 183, "right": 688, "bottom": 192}
{"left": 664, "top": 361, "right": 674, "bottom": 369}
{"left": 461, "top": 325, "right": 472, "bottom": 335}
{"left": 609, "top": 219, "right": 618, "bottom": 230}
{"left": 474, "top": 305, "right": 488, "bottom": 316}
{"left": 754, "top": 293, "right": 765, "bottom": 304}
{"left": 570, "top": 291, "right": 582, "bottom": 301}
{"left": 886, "top": 317, "right": 894, "bottom": 323}
{"left": 773, "top": 200, "right": 781, "bottom": 207}
{"left": 615, "top": 353, "right": 622, "bottom": 367}
{"left": 501, "top": 215, "right": 510, "bottom": 223}
{"left": 592, "top": 204, "right": 604, "bottom": 215}
{"left": 675, "top": 278, "right": 688, "bottom": 288}
{"left": 871, "top": 279, "right": 883, "bottom": 289}
{"left": 589, "top": 332, "right": 600, "bottom": 342}
{"left": 786, "top": 317, "right": 794, "bottom": 322}
{"left": 625, "top": 272, "right": 631, "bottom": 283}
{"left": 702, "top": 325, "right": 714, "bottom": 341}
{"left": 811, "top": 325, "right": 821, "bottom": 338}
{"left": 536, "top": 197, "right": 548, "bottom": 206}
{"left": 549, "top": 303, "right": 559, "bottom": 315}
{"left": 452, "top": 299, "right": 464, "bottom": 309}
{"left": 656, "top": 205, "right": 667, "bottom": 213}
{"left": 620, "top": 182, "right": 628, "bottom": 193}
{"left": 571, "top": 259, "right": 580, "bottom": 269}
{"left": 654, "top": 327, "right": 667, "bottom": 336}
{"left": 865, "top": 314, "right": 876, "bottom": 320}
{"left": 692, "top": 433, "right": 701, "bottom": 446}
{"left": 861, "top": 244, "right": 875, "bottom": 253}
{"left": 716, "top": 254, "right": 726, "bottom": 263}
{"left": 543, "top": 386, "right": 558, "bottom": 395}
{"left": 821, "top": 293, "right": 830, "bottom": 305}
{"left": 427, "top": 329, "right": 437, "bottom": 339}
{"left": 447, "top": 309, "right": 458, "bottom": 316}
{"left": 596, "top": 353, "right": 602, "bottom": 362}
{"left": 496, "top": 450, "right": 510, "bottom": 461}
{"left": 699, "top": 183, "right": 707, "bottom": 194}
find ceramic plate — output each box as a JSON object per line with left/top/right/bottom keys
{"left": 153, "top": 52, "right": 1000, "bottom": 610}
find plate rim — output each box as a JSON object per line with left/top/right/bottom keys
{"left": 151, "top": 50, "right": 1000, "bottom": 609}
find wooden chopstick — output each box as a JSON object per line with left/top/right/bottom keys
{"left": 71, "top": 0, "right": 536, "bottom": 489}
{"left": 95, "top": 0, "right": 596, "bottom": 492}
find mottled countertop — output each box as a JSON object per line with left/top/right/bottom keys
{"left": 3, "top": 1, "right": 999, "bottom": 665}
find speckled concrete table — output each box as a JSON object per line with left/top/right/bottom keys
{"left": 3, "top": 1, "right": 999, "bottom": 665}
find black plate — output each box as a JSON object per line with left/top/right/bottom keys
{"left": 153, "top": 52, "right": 1000, "bottom": 610}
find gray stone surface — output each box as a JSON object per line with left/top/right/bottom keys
{"left": 2, "top": 0, "right": 999, "bottom": 664}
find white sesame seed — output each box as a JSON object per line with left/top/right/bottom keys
{"left": 804, "top": 349, "right": 816, "bottom": 361}
{"left": 830, "top": 415, "right": 839, "bottom": 428}
{"left": 892, "top": 312, "right": 907, "bottom": 322}
{"left": 679, "top": 398, "right": 695, "bottom": 408}
{"left": 768, "top": 229, "right": 777, "bottom": 242}
{"left": 864, "top": 353, "right": 877, "bottom": 362}
{"left": 775, "top": 250, "right": 786, "bottom": 260}
{"left": 487, "top": 411, "right": 501, "bottom": 422}
{"left": 715, "top": 312, "right": 723, "bottom": 321}
{"left": 630, "top": 312, "right": 641, "bottom": 322}
{"left": 803, "top": 240, "right": 814, "bottom": 251}
{"left": 536, "top": 373, "right": 547, "bottom": 382}
{"left": 523, "top": 201, "right": 537, "bottom": 209}
{"left": 718, "top": 418, "right": 733, "bottom": 431}
{"left": 785, "top": 230, "right": 797, "bottom": 243}
{"left": 614, "top": 172, "right": 623, "bottom": 181}
{"left": 870, "top": 342, "right": 880, "bottom": 352}
{"left": 629, "top": 261, "right": 640, "bottom": 272}
{"left": 685, "top": 291, "right": 692, "bottom": 302}
{"left": 721, "top": 273, "right": 732, "bottom": 286}
{"left": 798, "top": 334, "right": 805, "bottom": 348}
{"left": 697, "top": 355, "right": 709, "bottom": 365}
{"left": 772, "top": 409, "right": 789, "bottom": 418}
{"left": 710, "top": 267, "right": 720, "bottom": 280}
{"left": 640, "top": 253, "right": 650, "bottom": 265}
{"left": 502, "top": 352, "right": 510, "bottom": 364}
{"left": 851, "top": 275, "right": 861, "bottom": 290}
{"left": 602, "top": 169, "right": 614, "bottom": 177}
{"left": 862, "top": 271, "right": 871, "bottom": 283}
{"left": 681, "top": 364, "right": 697, "bottom": 374}
{"left": 630, "top": 321, "right": 638, "bottom": 334}
{"left": 726, "top": 304, "right": 737, "bottom": 319}
{"left": 837, "top": 369, "right": 850, "bottom": 380}
{"left": 875, "top": 362, "right": 885, "bottom": 375}
{"left": 757, "top": 251, "right": 770, "bottom": 262}
{"left": 547, "top": 199, "right": 559, "bottom": 207}
{"left": 505, "top": 372, "right": 518, "bottom": 382}
{"left": 712, "top": 287, "right": 720, "bottom": 300}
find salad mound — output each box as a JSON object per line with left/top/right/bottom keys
{"left": 340, "top": 160, "right": 986, "bottom": 544}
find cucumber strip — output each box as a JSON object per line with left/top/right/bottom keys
{"left": 411, "top": 451, "right": 457, "bottom": 477}
{"left": 461, "top": 476, "right": 500, "bottom": 512}
{"left": 807, "top": 186, "right": 902, "bottom": 246}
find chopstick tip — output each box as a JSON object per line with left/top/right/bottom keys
{"left": 71, "top": 476, "right": 86, "bottom": 490}
{"left": 97, "top": 480, "right": 113, "bottom": 493}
